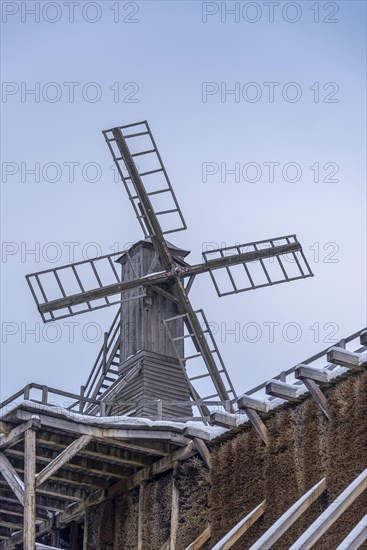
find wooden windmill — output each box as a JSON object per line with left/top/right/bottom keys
{"left": 26, "top": 121, "right": 313, "bottom": 420}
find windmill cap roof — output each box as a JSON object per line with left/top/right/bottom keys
{"left": 116, "top": 238, "right": 190, "bottom": 263}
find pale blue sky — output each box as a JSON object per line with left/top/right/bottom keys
{"left": 1, "top": 1, "right": 366, "bottom": 402}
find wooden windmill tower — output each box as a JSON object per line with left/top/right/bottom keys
{"left": 26, "top": 121, "right": 314, "bottom": 420}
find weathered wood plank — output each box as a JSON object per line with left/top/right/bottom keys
{"left": 265, "top": 380, "right": 302, "bottom": 402}
{"left": 0, "top": 452, "right": 24, "bottom": 505}
{"left": 327, "top": 347, "right": 367, "bottom": 370}
{"left": 335, "top": 514, "right": 367, "bottom": 550}
{"left": 360, "top": 330, "right": 367, "bottom": 347}
{"left": 210, "top": 411, "right": 237, "bottom": 428}
{"left": 237, "top": 394, "right": 269, "bottom": 413}
{"left": 295, "top": 364, "right": 330, "bottom": 385}
{"left": 36, "top": 435, "right": 92, "bottom": 487}
{"left": 211, "top": 500, "right": 266, "bottom": 549}
{"left": 24, "top": 428, "right": 36, "bottom": 550}
{"left": 137, "top": 482, "right": 145, "bottom": 550}
{"left": 184, "top": 526, "right": 211, "bottom": 550}
{"left": 290, "top": 468, "right": 367, "bottom": 549}
{"left": 249, "top": 479, "right": 326, "bottom": 550}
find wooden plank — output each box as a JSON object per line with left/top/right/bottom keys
{"left": 170, "top": 474, "right": 179, "bottom": 550}
{"left": 0, "top": 417, "right": 41, "bottom": 450}
{"left": 295, "top": 364, "right": 330, "bottom": 385}
{"left": 335, "top": 514, "right": 367, "bottom": 550}
{"left": 237, "top": 394, "right": 268, "bottom": 413}
{"left": 301, "top": 378, "right": 330, "bottom": 420}
{"left": 193, "top": 438, "right": 211, "bottom": 469}
{"left": 0, "top": 452, "right": 24, "bottom": 505}
{"left": 24, "top": 428, "right": 36, "bottom": 550}
{"left": 244, "top": 408, "right": 269, "bottom": 446}
{"left": 327, "top": 347, "right": 367, "bottom": 370}
{"left": 184, "top": 526, "right": 211, "bottom": 550}
{"left": 210, "top": 411, "right": 237, "bottom": 428}
{"left": 249, "top": 478, "right": 326, "bottom": 550}
{"left": 36, "top": 435, "right": 92, "bottom": 487}
{"left": 360, "top": 330, "right": 367, "bottom": 346}
{"left": 211, "top": 500, "right": 266, "bottom": 550}
{"left": 265, "top": 380, "right": 303, "bottom": 402}
{"left": 290, "top": 468, "right": 367, "bottom": 549}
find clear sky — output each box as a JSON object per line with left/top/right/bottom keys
{"left": 1, "top": 0, "right": 366, "bottom": 403}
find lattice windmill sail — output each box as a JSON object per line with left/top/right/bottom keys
{"left": 26, "top": 121, "right": 314, "bottom": 420}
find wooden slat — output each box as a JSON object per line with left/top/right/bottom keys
{"left": 290, "top": 469, "right": 367, "bottom": 549}
{"left": 295, "top": 364, "right": 330, "bottom": 385}
{"left": 193, "top": 438, "right": 211, "bottom": 469}
{"left": 137, "top": 482, "right": 145, "bottom": 550}
{"left": 170, "top": 475, "right": 179, "bottom": 549}
{"left": 211, "top": 500, "right": 266, "bottom": 550}
{"left": 184, "top": 526, "right": 211, "bottom": 550}
{"left": 210, "top": 411, "right": 237, "bottom": 428}
{"left": 249, "top": 479, "right": 326, "bottom": 550}
{"left": 36, "top": 435, "right": 92, "bottom": 487}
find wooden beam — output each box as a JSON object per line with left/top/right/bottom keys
{"left": 0, "top": 417, "right": 41, "bottom": 450}
{"left": 237, "top": 394, "right": 269, "bottom": 413}
{"left": 170, "top": 474, "right": 179, "bottom": 550}
{"left": 193, "top": 438, "right": 211, "bottom": 469}
{"left": 265, "top": 379, "right": 303, "bottom": 402}
{"left": 210, "top": 411, "right": 237, "bottom": 429}
{"left": 36, "top": 435, "right": 92, "bottom": 487}
{"left": 24, "top": 428, "right": 36, "bottom": 550}
{"left": 249, "top": 479, "right": 326, "bottom": 550}
{"left": 327, "top": 347, "right": 367, "bottom": 370}
{"left": 290, "top": 468, "right": 367, "bottom": 549}
{"left": 295, "top": 364, "right": 330, "bottom": 385}
{"left": 0, "top": 452, "right": 24, "bottom": 505}
{"left": 137, "top": 482, "right": 145, "bottom": 550}
{"left": 184, "top": 526, "right": 211, "bottom": 550}
{"left": 335, "top": 515, "right": 367, "bottom": 550}
{"left": 301, "top": 378, "right": 330, "bottom": 420}
{"left": 244, "top": 408, "right": 269, "bottom": 446}
{"left": 211, "top": 500, "right": 266, "bottom": 550}
{"left": 360, "top": 330, "right": 367, "bottom": 346}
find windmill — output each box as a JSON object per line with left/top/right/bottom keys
{"left": 26, "top": 121, "right": 313, "bottom": 420}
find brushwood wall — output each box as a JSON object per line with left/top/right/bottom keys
{"left": 86, "top": 371, "right": 367, "bottom": 550}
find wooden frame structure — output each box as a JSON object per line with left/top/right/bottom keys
{"left": 0, "top": 402, "right": 211, "bottom": 549}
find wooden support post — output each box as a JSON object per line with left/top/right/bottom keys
{"left": 289, "top": 468, "right": 367, "bottom": 549}
{"left": 301, "top": 378, "right": 330, "bottom": 420}
{"left": 137, "top": 482, "right": 145, "bottom": 550}
{"left": 69, "top": 521, "right": 79, "bottom": 550}
{"left": 24, "top": 428, "right": 36, "bottom": 550}
{"left": 327, "top": 347, "right": 367, "bottom": 370}
{"left": 0, "top": 417, "right": 41, "bottom": 451}
{"left": 211, "top": 500, "right": 266, "bottom": 550}
{"left": 170, "top": 473, "right": 179, "bottom": 550}
{"left": 193, "top": 438, "right": 211, "bottom": 469}
{"left": 266, "top": 379, "right": 303, "bottom": 402}
{"left": 237, "top": 394, "right": 268, "bottom": 413}
{"left": 249, "top": 478, "right": 326, "bottom": 550}
{"left": 244, "top": 408, "right": 269, "bottom": 446}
